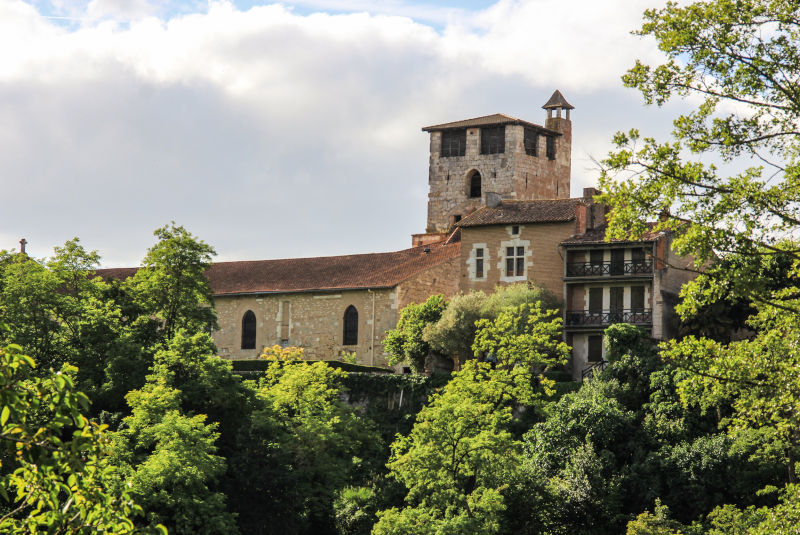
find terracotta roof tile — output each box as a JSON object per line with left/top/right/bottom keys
{"left": 560, "top": 224, "right": 664, "bottom": 245}
{"left": 421, "top": 113, "right": 558, "bottom": 135}
{"left": 95, "top": 242, "right": 461, "bottom": 296}
{"left": 456, "top": 198, "right": 586, "bottom": 227}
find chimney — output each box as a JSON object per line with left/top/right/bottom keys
{"left": 583, "top": 187, "right": 599, "bottom": 201}
{"left": 19, "top": 238, "right": 27, "bottom": 255}
{"left": 486, "top": 192, "right": 503, "bottom": 208}
{"left": 575, "top": 204, "right": 587, "bottom": 235}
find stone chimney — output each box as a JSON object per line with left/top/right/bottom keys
{"left": 583, "top": 187, "right": 599, "bottom": 200}
{"left": 486, "top": 192, "right": 503, "bottom": 208}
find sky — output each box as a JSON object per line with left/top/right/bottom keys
{"left": 0, "top": 0, "right": 688, "bottom": 267}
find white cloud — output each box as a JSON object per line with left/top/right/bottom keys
{"left": 0, "top": 0, "right": 675, "bottom": 265}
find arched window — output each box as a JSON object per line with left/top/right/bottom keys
{"left": 343, "top": 305, "right": 358, "bottom": 346}
{"left": 469, "top": 171, "right": 482, "bottom": 198}
{"left": 241, "top": 310, "right": 256, "bottom": 350}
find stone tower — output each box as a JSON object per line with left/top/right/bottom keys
{"left": 421, "top": 90, "right": 573, "bottom": 233}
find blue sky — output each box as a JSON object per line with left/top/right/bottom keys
{"left": 1, "top": 0, "right": 683, "bottom": 266}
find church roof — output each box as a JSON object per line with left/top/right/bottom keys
{"left": 421, "top": 113, "right": 558, "bottom": 134}
{"left": 456, "top": 198, "right": 587, "bottom": 227}
{"left": 95, "top": 242, "right": 461, "bottom": 296}
{"left": 542, "top": 89, "right": 575, "bottom": 110}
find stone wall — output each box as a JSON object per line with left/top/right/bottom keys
{"left": 425, "top": 122, "right": 572, "bottom": 232}
{"left": 396, "top": 254, "right": 460, "bottom": 309}
{"left": 213, "top": 288, "right": 399, "bottom": 366}
{"left": 458, "top": 221, "right": 575, "bottom": 298}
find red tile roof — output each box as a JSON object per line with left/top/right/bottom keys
{"left": 95, "top": 242, "right": 461, "bottom": 296}
{"left": 421, "top": 113, "right": 559, "bottom": 135}
{"left": 561, "top": 224, "right": 665, "bottom": 245}
{"left": 456, "top": 198, "right": 586, "bottom": 227}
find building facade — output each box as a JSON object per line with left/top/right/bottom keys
{"left": 99, "top": 90, "right": 696, "bottom": 377}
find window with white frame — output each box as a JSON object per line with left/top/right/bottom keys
{"left": 505, "top": 246, "right": 525, "bottom": 277}
{"left": 475, "top": 248, "right": 485, "bottom": 278}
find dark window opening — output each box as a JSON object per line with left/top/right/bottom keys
{"left": 631, "top": 286, "right": 645, "bottom": 311}
{"left": 590, "top": 249, "right": 604, "bottom": 266}
{"left": 454, "top": 214, "right": 462, "bottom": 223}
{"left": 610, "top": 287, "right": 624, "bottom": 321}
{"left": 241, "top": 310, "right": 256, "bottom": 350}
{"left": 441, "top": 129, "right": 466, "bottom": 157}
{"left": 469, "top": 172, "right": 482, "bottom": 198}
{"left": 480, "top": 126, "right": 505, "bottom": 154}
{"left": 611, "top": 249, "right": 625, "bottom": 275}
{"left": 588, "top": 335, "right": 603, "bottom": 362}
{"left": 524, "top": 128, "right": 539, "bottom": 156}
{"left": 343, "top": 305, "right": 358, "bottom": 346}
{"left": 546, "top": 136, "right": 556, "bottom": 160}
{"left": 512, "top": 225, "right": 519, "bottom": 235}
{"left": 589, "top": 288, "right": 603, "bottom": 314}
{"left": 475, "top": 248, "right": 484, "bottom": 278}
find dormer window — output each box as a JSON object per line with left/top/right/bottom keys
{"left": 469, "top": 171, "right": 482, "bottom": 198}
{"left": 441, "top": 129, "right": 466, "bottom": 157}
{"left": 480, "top": 126, "right": 505, "bottom": 154}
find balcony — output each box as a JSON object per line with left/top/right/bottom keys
{"left": 565, "top": 309, "right": 652, "bottom": 327}
{"left": 565, "top": 260, "right": 653, "bottom": 278}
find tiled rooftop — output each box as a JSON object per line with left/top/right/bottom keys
{"left": 421, "top": 113, "right": 558, "bottom": 134}
{"left": 456, "top": 198, "right": 586, "bottom": 227}
{"left": 561, "top": 224, "right": 664, "bottom": 245}
{"left": 95, "top": 242, "right": 461, "bottom": 296}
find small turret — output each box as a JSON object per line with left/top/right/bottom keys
{"left": 542, "top": 89, "right": 574, "bottom": 122}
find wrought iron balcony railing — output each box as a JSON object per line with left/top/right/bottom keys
{"left": 565, "top": 308, "right": 652, "bottom": 327}
{"left": 582, "top": 360, "right": 609, "bottom": 380}
{"left": 565, "top": 260, "right": 653, "bottom": 277}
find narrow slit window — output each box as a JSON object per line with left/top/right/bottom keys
{"left": 475, "top": 248, "right": 484, "bottom": 278}
{"left": 343, "top": 305, "right": 358, "bottom": 346}
{"left": 241, "top": 310, "right": 256, "bottom": 350}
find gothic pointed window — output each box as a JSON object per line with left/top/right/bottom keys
{"left": 469, "top": 171, "right": 482, "bottom": 198}
{"left": 241, "top": 310, "right": 256, "bottom": 350}
{"left": 343, "top": 305, "right": 358, "bottom": 346}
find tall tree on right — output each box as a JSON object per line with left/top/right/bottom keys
{"left": 598, "top": 0, "right": 800, "bottom": 530}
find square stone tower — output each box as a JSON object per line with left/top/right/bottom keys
{"left": 421, "top": 90, "right": 573, "bottom": 233}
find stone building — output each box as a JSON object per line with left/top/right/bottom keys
{"left": 419, "top": 90, "right": 573, "bottom": 235}
{"left": 208, "top": 243, "right": 460, "bottom": 365}
{"left": 98, "top": 89, "right": 696, "bottom": 376}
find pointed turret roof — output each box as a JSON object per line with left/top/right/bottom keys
{"left": 542, "top": 89, "right": 574, "bottom": 110}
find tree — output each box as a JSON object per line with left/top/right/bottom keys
{"left": 374, "top": 303, "right": 569, "bottom": 534}
{"left": 423, "top": 284, "right": 560, "bottom": 366}
{"left": 0, "top": 339, "right": 161, "bottom": 534}
{"left": 243, "top": 360, "right": 380, "bottom": 534}
{"left": 597, "top": 0, "right": 800, "bottom": 527}
{"left": 126, "top": 223, "right": 216, "bottom": 345}
{"left": 383, "top": 294, "right": 446, "bottom": 373}
{"left": 110, "top": 336, "right": 238, "bottom": 534}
